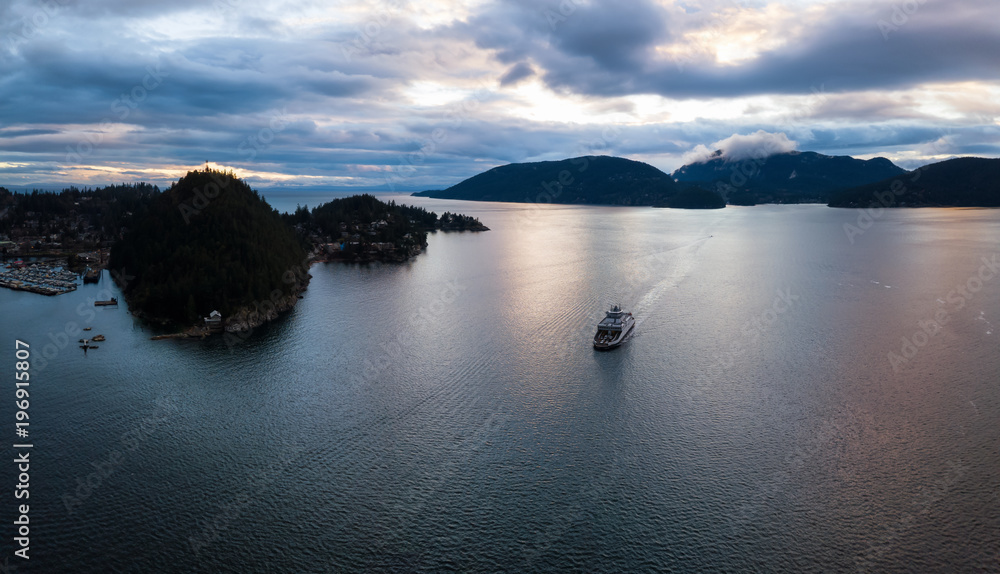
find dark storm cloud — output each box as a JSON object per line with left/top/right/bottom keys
{"left": 499, "top": 62, "right": 534, "bottom": 87}
{"left": 548, "top": 1, "right": 668, "bottom": 70}
{"left": 4, "top": 37, "right": 383, "bottom": 123}
{"left": 643, "top": 2, "right": 1000, "bottom": 98}
{"left": 453, "top": 0, "right": 668, "bottom": 85}
{"left": 454, "top": 0, "right": 1000, "bottom": 99}
{"left": 0, "top": 0, "right": 996, "bottom": 187}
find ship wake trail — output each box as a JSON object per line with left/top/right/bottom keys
{"left": 543, "top": 235, "right": 713, "bottom": 351}
{"left": 630, "top": 236, "right": 709, "bottom": 330}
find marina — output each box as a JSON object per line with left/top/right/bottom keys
{"left": 0, "top": 262, "right": 80, "bottom": 295}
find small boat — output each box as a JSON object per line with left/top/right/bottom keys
{"left": 92, "top": 334, "right": 106, "bottom": 342}
{"left": 83, "top": 327, "right": 92, "bottom": 331}
{"left": 593, "top": 305, "right": 635, "bottom": 350}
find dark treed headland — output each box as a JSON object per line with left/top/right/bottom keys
{"left": 2, "top": 169, "right": 487, "bottom": 331}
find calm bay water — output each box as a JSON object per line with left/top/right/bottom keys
{"left": 2, "top": 201, "right": 998, "bottom": 572}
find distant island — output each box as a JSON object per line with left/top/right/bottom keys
{"left": 107, "top": 173, "right": 487, "bottom": 332}
{"left": 413, "top": 155, "right": 726, "bottom": 209}
{"left": 828, "top": 157, "right": 1000, "bottom": 208}
{"left": 412, "top": 152, "right": 1000, "bottom": 209}
{"left": 673, "top": 151, "right": 906, "bottom": 205}
{"left": 411, "top": 152, "right": 911, "bottom": 208}
{"left": 283, "top": 193, "right": 488, "bottom": 263}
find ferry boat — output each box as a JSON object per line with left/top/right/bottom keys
{"left": 593, "top": 305, "right": 635, "bottom": 350}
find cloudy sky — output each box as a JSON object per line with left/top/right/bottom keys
{"left": 1, "top": 0, "right": 998, "bottom": 190}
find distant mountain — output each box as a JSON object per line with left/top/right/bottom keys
{"left": 414, "top": 155, "right": 723, "bottom": 208}
{"left": 828, "top": 157, "right": 1000, "bottom": 207}
{"left": 672, "top": 151, "right": 906, "bottom": 205}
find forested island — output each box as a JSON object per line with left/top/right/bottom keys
{"left": 108, "top": 169, "right": 309, "bottom": 330}
{"left": 284, "top": 194, "right": 488, "bottom": 263}
{"left": 414, "top": 152, "right": 1000, "bottom": 208}
{"left": 3, "top": 170, "right": 487, "bottom": 334}
{"left": 828, "top": 157, "right": 1000, "bottom": 207}
{"left": 414, "top": 155, "right": 726, "bottom": 209}
{"left": 673, "top": 151, "right": 905, "bottom": 205}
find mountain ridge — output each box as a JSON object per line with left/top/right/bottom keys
{"left": 413, "top": 151, "right": 919, "bottom": 207}
{"left": 413, "top": 155, "right": 724, "bottom": 208}
{"left": 828, "top": 157, "right": 1000, "bottom": 207}
{"left": 672, "top": 150, "right": 907, "bottom": 204}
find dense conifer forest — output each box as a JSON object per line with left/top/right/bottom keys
{"left": 828, "top": 157, "right": 1000, "bottom": 207}
{"left": 109, "top": 169, "right": 307, "bottom": 325}
{"left": 3, "top": 171, "right": 486, "bottom": 327}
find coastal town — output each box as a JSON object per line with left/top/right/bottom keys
{"left": 0, "top": 185, "right": 144, "bottom": 255}
{"left": 0, "top": 186, "right": 121, "bottom": 295}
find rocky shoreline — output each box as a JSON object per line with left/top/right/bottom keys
{"left": 126, "top": 216, "right": 487, "bottom": 341}
{"left": 317, "top": 243, "right": 426, "bottom": 264}
{"left": 150, "top": 326, "right": 211, "bottom": 340}
{"left": 114, "top": 265, "right": 312, "bottom": 340}
{"left": 147, "top": 290, "right": 306, "bottom": 340}
{"left": 222, "top": 290, "right": 305, "bottom": 333}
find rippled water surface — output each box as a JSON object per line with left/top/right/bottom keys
{"left": 2, "top": 201, "right": 998, "bottom": 573}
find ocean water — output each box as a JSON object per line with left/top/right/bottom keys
{"left": 1, "top": 202, "right": 998, "bottom": 573}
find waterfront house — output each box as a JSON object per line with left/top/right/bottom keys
{"left": 204, "top": 310, "right": 223, "bottom": 333}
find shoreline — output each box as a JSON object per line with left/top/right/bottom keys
{"left": 113, "top": 263, "right": 313, "bottom": 341}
